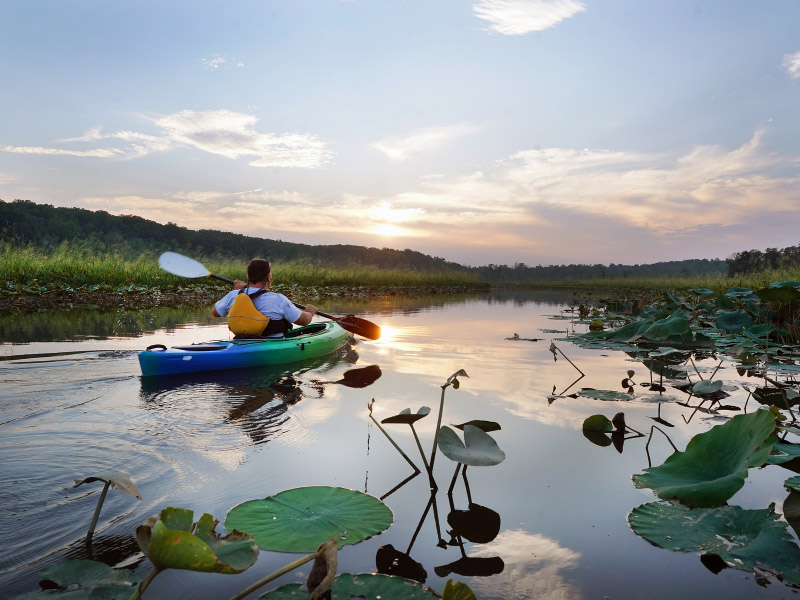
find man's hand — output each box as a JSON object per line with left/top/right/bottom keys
{"left": 233, "top": 279, "right": 247, "bottom": 290}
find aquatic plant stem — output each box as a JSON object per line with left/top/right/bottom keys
{"left": 228, "top": 552, "right": 318, "bottom": 600}
{"left": 87, "top": 480, "right": 111, "bottom": 543}
{"left": 427, "top": 384, "right": 449, "bottom": 485}
{"left": 367, "top": 401, "right": 420, "bottom": 474}
{"left": 127, "top": 568, "right": 160, "bottom": 600}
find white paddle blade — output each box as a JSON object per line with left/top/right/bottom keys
{"left": 158, "top": 252, "right": 210, "bottom": 278}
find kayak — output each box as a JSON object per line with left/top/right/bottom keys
{"left": 138, "top": 322, "right": 350, "bottom": 377}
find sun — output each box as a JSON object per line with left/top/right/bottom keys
{"left": 373, "top": 223, "right": 405, "bottom": 237}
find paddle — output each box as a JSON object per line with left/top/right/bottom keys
{"left": 157, "top": 251, "right": 381, "bottom": 340}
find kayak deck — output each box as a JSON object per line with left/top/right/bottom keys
{"left": 138, "top": 322, "right": 350, "bottom": 377}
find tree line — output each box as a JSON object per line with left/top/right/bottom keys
{"left": 3, "top": 198, "right": 784, "bottom": 282}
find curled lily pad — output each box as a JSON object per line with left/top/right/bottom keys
{"left": 633, "top": 410, "right": 778, "bottom": 507}
{"left": 22, "top": 560, "right": 140, "bottom": 599}
{"left": 628, "top": 501, "right": 800, "bottom": 586}
{"left": 136, "top": 507, "right": 258, "bottom": 573}
{"left": 258, "top": 572, "right": 439, "bottom": 599}
{"left": 382, "top": 407, "right": 431, "bottom": 425}
{"left": 225, "top": 486, "right": 393, "bottom": 552}
{"left": 436, "top": 425, "right": 505, "bottom": 466}
{"left": 582, "top": 414, "right": 613, "bottom": 432}
{"left": 642, "top": 313, "right": 690, "bottom": 341}
{"left": 767, "top": 442, "right": 800, "bottom": 465}
{"left": 74, "top": 473, "right": 142, "bottom": 500}
{"left": 452, "top": 420, "right": 501, "bottom": 433}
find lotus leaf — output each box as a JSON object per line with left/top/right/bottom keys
{"left": 436, "top": 425, "right": 505, "bottom": 466}
{"left": 628, "top": 501, "right": 800, "bottom": 586}
{"left": 688, "top": 288, "right": 714, "bottom": 296}
{"left": 690, "top": 380, "right": 723, "bottom": 396}
{"left": 583, "top": 429, "right": 613, "bottom": 447}
{"left": 756, "top": 286, "right": 800, "bottom": 304}
{"left": 225, "top": 486, "right": 393, "bottom": 552}
{"left": 609, "top": 318, "right": 653, "bottom": 342}
{"left": 725, "top": 286, "right": 756, "bottom": 299}
{"left": 786, "top": 476, "right": 800, "bottom": 492}
{"left": 715, "top": 311, "right": 754, "bottom": 333}
{"left": 582, "top": 414, "right": 613, "bottom": 432}
{"left": 22, "top": 560, "right": 140, "bottom": 599}
{"left": 642, "top": 313, "right": 691, "bottom": 341}
{"left": 715, "top": 295, "right": 737, "bottom": 310}
{"left": 579, "top": 389, "right": 633, "bottom": 402}
{"left": 258, "top": 572, "right": 439, "bottom": 599}
{"left": 382, "top": 406, "right": 431, "bottom": 424}
{"left": 768, "top": 442, "right": 800, "bottom": 465}
{"left": 452, "top": 419, "right": 501, "bottom": 432}
{"left": 784, "top": 489, "right": 800, "bottom": 539}
{"left": 771, "top": 280, "right": 800, "bottom": 288}
{"left": 443, "top": 579, "right": 478, "bottom": 600}
{"left": 136, "top": 507, "right": 258, "bottom": 573}
{"left": 632, "top": 410, "right": 778, "bottom": 507}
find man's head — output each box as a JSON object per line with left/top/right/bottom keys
{"left": 247, "top": 258, "right": 271, "bottom": 284}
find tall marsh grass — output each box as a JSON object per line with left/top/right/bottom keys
{"left": 0, "top": 243, "right": 483, "bottom": 290}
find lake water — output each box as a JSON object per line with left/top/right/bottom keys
{"left": 0, "top": 290, "right": 797, "bottom": 599}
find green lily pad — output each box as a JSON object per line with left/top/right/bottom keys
{"left": 715, "top": 311, "right": 754, "bottom": 333}
{"left": 382, "top": 407, "right": 431, "bottom": 425}
{"left": 690, "top": 380, "right": 723, "bottom": 396}
{"left": 628, "top": 501, "right": 800, "bottom": 586}
{"left": 583, "top": 414, "right": 613, "bottom": 432}
{"left": 768, "top": 443, "right": 800, "bottom": 465}
{"left": 757, "top": 286, "right": 800, "bottom": 304}
{"left": 136, "top": 507, "right": 258, "bottom": 573}
{"left": 579, "top": 389, "right": 633, "bottom": 402}
{"left": 632, "top": 410, "right": 778, "bottom": 507}
{"left": 725, "top": 287, "right": 755, "bottom": 299}
{"left": 258, "top": 572, "right": 439, "bottom": 599}
{"left": 225, "top": 487, "right": 393, "bottom": 552}
{"left": 436, "top": 425, "right": 505, "bottom": 466}
{"left": 443, "top": 579, "right": 478, "bottom": 600}
{"left": 642, "top": 313, "right": 691, "bottom": 341}
{"left": 688, "top": 288, "right": 715, "bottom": 296}
{"left": 21, "top": 560, "right": 140, "bottom": 599}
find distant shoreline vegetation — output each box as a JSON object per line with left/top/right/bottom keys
{"left": 1, "top": 199, "right": 799, "bottom": 314}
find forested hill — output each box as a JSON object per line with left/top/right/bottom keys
{"left": 0, "top": 199, "right": 464, "bottom": 272}
{"left": 1, "top": 199, "right": 729, "bottom": 281}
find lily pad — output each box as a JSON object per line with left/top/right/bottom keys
{"left": 632, "top": 410, "right": 778, "bottom": 507}
{"left": 768, "top": 443, "right": 800, "bottom": 465}
{"left": 136, "top": 507, "right": 258, "bottom": 573}
{"left": 452, "top": 419, "right": 501, "bottom": 433}
{"left": 225, "top": 487, "right": 393, "bottom": 552}
{"left": 22, "top": 560, "right": 140, "bottom": 599}
{"left": 382, "top": 407, "right": 431, "bottom": 425}
{"left": 628, "top": 501, "right": 800, "bottom": 586}
{"left": 690, "top": 380, "right": 723, "bottom": 396}
{"left": 579, "top": 389, "right": 633, "bottom": 402}
{"left": 258, "top": 572, "right": 439, "bottom": 599}
{"left": 436, "top": 425, "right": 505, "bottom": 466}
{"left": 582, "top": 414, "right": 613, "bottom": 432}
{"left": 642, "top": 313, "right": 691, "bottom": 341}
{"left": 715, "top": 311, "right": 754, "bottom": 333}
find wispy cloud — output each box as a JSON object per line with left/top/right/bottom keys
{"left": 371, "top": 123, "right": 479, "bottom": 161}
{"left": 783, "top": 50, "right": 800, "bottom": 79}
{"left": 202, "top": 54, "right": 244, "bottom": 70}
{"left": 2, "top": 110, "right": 331, "bottom": 168}
{"left": 473, "top": 0, "right": 586, "bottom": 35}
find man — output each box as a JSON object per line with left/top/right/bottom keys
{"left": 212, "top": 258, "right": 318, "bottom": 337}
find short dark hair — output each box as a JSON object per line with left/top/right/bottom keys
{"left": 247, "top": 258, "right": 271, "bottom": 284}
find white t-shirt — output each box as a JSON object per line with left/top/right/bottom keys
{"left": 214, "top": 287, "right": 303, "bottom": 324}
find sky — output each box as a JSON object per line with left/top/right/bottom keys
{"left": 1, "top": 1, "right": 799, "bottom": 267}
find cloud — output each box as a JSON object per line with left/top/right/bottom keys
{"left": 783, "top": 50, "right": 800, "bottom": 79}
{"left": 371, "top": 123, "right": 479, "bottom": 161}
{"left": 202, "top": 54, "right": 244, "bottom": 70}
{"left": 473, "top": 0, "right": 586, "bottom": 35}
{"left": 469, "top": 530, "right": 583, "bottom": 599}
{"left": 2, "top": 110, "right": 331, "bottom": 168}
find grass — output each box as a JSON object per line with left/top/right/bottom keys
{"left": 0, "top": 242, "right": 484, "bottom": 290}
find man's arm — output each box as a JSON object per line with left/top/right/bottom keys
{"left": 293, "top": 304, "right": 318, "bottom": 326}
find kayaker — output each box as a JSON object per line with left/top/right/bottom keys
{"left": 212, "top": 258, "right": 318, "bottom": 338}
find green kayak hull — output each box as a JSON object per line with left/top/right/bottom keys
{"left": 139, "top": 322, "right": 350, "bottom": 377}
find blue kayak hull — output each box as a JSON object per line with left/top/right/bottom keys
{"left": 138, "top": 322, "right": 350, "bottom": 377}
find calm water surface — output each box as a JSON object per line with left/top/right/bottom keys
{"left": 0, "top": 290, "right": 796, "bottom": 599}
